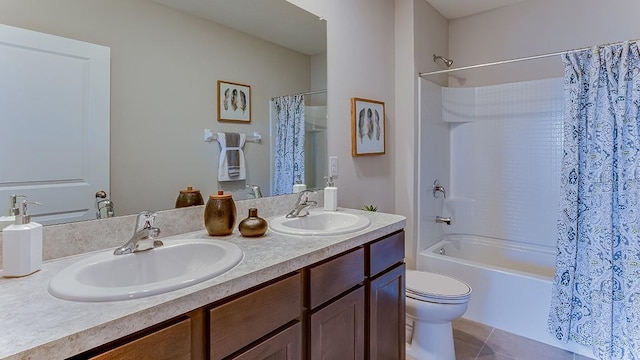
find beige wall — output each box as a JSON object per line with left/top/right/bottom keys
{"left": 0, "top": 0, "right": 311, "bottom": 215}
{"left": 407, "top": 0, "right": 449, "bottom": 266}
{"left": 322, "top": 0, "right": 397, "bottom": 213}
{"left": 394, "top": 0, "right": 448, "bottom": 267}
{"left": 292, "top": 0, "right": 447, "bottom": 264}
{"left": 449, "top": 0, "right": 640, "bottom": 86}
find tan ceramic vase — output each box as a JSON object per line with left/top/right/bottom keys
{"left": 175, "top": 186, "right": 205, "bottom": 208}
{"left": 204, "top": 190, "right": 236, "bottom": 236}
{"left": 238, "top": 208, "right": 268, "bottom": 237}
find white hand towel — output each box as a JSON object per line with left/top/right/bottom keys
{"left": 217, "top": 132, "right": 247, "bottom": 181}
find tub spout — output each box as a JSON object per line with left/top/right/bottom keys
{"left": 435, "top": 216, "right": 451, "bottom": 225}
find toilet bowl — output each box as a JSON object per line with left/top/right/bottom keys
{"left": 405, "top": 270, "right": 472, "bottom": 360}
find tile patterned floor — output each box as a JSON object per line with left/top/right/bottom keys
{"left": 452, "top": 318, "right": 595, "bottom": 360}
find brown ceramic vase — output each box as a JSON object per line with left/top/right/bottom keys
{"left": 204, "top": 190, "right": 236, "bottom": 236}
{"left": 238, "top": 208, "right": 268, "bottom": 237}
{"left": 175, "top": 186, "right": 205, "bottom": 208}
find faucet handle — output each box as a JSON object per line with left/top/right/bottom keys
{"left": 295, "top": 189, "right": 313, "bottom": 204}
{"left": 433, "top": 179, "right": 447, "bottom": 199}
{"left": 135, "top": 211, "right": 157, "bottom": 231}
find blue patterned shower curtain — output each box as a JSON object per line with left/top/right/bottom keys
{"left": 549, "top": 41, "right": 640, "bottom": 359}
{"left": 272, "top": 95, "right": 305, "bottom": 195}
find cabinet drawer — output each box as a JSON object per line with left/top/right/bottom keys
{"left": 309, "top": 247, "right": 364, "bottom": 309}
{"left": 367, "top": 231, "right": 404, "bottom": 277}
{"left": 210, "top": 272, "right": 302, "bottom": 360}
{"left": 229, "top": 322, "right": 302, "bottom": 360}
{"left": 90, "top": 318, "right": 191, "bottom": 360}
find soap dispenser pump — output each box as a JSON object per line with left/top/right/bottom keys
{"left": 324, "top": 176, "right": 338, "bottom": 211}
{"left": 2, "top": 199, "right": 43, "bottom": 277}
{"left": 0, "top": 195, "right": 26, "bottom": 231}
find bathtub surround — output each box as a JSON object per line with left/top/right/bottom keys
{"left": 417, "top": 78, "right": 592, "bottom": 357}
{"left": 446, "top": 77, "right": 564, "bottom": 249}
{"left": 550, "top": 41, "right": 640, "bottom": 359}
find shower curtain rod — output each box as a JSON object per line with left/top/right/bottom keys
{"left": 271, "top": 89, "right": 327, "bottom": 100}
{"left": 418, "top": 38, "right": 640, "bottom": 77}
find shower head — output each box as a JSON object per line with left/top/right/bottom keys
{"left": 433, "top": 54, "right": 453, "bottom": 68}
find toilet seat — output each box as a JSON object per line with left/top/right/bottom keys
{"left": 406, "top": 270, "right": 471, "bottom": 304}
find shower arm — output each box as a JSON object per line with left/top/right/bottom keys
{"left": 433, "top": 54, "right": 453, "bottom": 68}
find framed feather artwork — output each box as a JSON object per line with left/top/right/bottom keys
{"left": 351, "top": 97, "right": 385, "bottom": 156}
{"left": 217, "top": 80, "right": 251, "bottom": 123}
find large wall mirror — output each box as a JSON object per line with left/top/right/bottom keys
{"left": 0, "top": 0, "right": 327, "bottom": 225}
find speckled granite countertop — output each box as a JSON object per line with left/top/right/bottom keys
{"left": 0, "top": 208, "right": 405, "bottom": 360}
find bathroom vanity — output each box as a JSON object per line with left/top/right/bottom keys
{"left": 0, "top": 208, "right": 405, "bottom": 360}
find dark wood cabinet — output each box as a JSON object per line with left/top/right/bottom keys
{"left": 75, "top": 230, "right": 405, "bottom": 360}
{"left": 366, "top": 231, "right": 406, "bottom": 360}
{"left": 88, "top": 318, "right": 192, "bottom": 360}
{"left": 368, "top": 263, "right": 406, "bottom": 360}
{"left": 209, "top": 273, "right": 302, "bottom": 360}
{"left": 230, "top": 322, "right": 302, "bottom": 360}
{"left": 310, "top": 286, "right": 365, "bottom": 360}
{"left": 306, "top": 247, "right": 365, "bottom": 360}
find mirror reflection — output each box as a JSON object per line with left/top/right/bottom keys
{"left": 0, "top": 0, "right": 327, "bottom": 226}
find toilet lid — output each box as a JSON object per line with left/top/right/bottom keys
{"left": 406, "top": 270, "right": 471, "bottom": 303}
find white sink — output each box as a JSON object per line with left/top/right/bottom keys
{"left": 48, "top": 238, "right": 243, "bottom": 302}
{"left": 269, "top": 210, "right": 371, "bottom": 236}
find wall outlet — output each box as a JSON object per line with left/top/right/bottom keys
{"left": 329, "top": 156, "right": 338, "bottom": 177}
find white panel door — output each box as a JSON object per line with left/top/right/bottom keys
{"left": 0, "top": 24, "right": 110, "bottom": 225}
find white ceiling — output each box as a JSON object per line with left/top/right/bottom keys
{"left": 152, "top": 0, "right": 326, "bottom": 55}
{"left": 425, "top": 0, "right": 527, "bottom": 19}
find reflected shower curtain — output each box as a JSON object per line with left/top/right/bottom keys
{"left": 272, "top": 95, "right": 305, "bottom": 195}
{"left": 549, "top": 41, "right": 640, "bottom": 359}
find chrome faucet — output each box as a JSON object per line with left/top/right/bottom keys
{"left": 286, "top": 190, "right": 317, "bottom": 218}
{"left": 113, "top": 211, "right": 162, "bottom": 255}
{"left": 95, "top": 191, "right": 115, "bottom": 219}
{"left": 435, "top": 216, "right": 452, "bottom": 225}
{"left": 246, "top": 184, "right": 263, "bottom": 199}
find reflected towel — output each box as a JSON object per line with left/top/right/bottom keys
{"left": 225, "top": 133, "right": 240, "bottom": 177}
{"left": 217, "top": 132, "right": 246, "bottom": 181}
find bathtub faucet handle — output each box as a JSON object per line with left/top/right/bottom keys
{"left": 435, "top": 216, "right": 451, "bottom": 225}
{"left": 433, "top": 179, "right": 446, "bottom": 199}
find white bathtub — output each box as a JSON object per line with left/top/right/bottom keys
{"left": 418, "top": 234, "right": 594, "bottom": 358}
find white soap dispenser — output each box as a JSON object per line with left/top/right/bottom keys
{"left": 293, "top": 175, "right": 307, "bottom": 193}
{"left": 2, "top": 199, "right": 43, "bottom": 277}
{"left": 324, "top": 176, "right": 338, "bottom": 211}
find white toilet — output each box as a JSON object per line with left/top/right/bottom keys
{"left": 405, "top": 270, "right": 472, "bottom": 360}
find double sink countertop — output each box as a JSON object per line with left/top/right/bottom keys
{"left": 0, "top": 208, "right": 405, "bottom": 360}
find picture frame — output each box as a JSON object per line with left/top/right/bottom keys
{"left": 217, "top": 80, "right": 251, "bottom": 123}
{"left": 351, "top": 97, "right": 386, "bottom": 156}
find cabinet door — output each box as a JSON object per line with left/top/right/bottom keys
{"left": 230, "top": 322, "right": 301, "bottom": 360}
{"left": 310, "top": 286, "right": 365, "bottom": 360}
{"left": 210, "top": 273, "right": 301, "bottom": 360}
{"left": 89, "top": 318, "right": 191, "bottom": 360}
{"left": 368, "top": 263, "right": 406, "bottom": 360}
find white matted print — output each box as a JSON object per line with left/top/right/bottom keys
{"left": 218, "top": 80, "right": 251, "bottom": 123}
{"left": 351, "top": 97, "right": 385, "bottom": 156}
